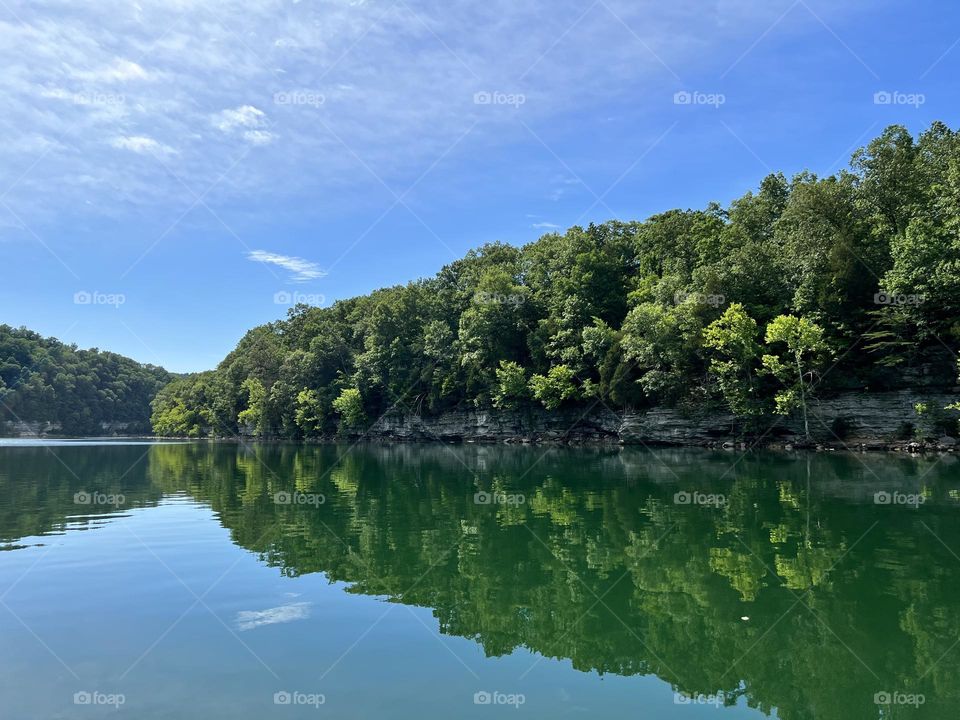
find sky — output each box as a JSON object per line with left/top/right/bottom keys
{"left": 0, "top": 0, "right": 957, "bottom": 373}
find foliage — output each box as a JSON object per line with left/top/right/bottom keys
{"left": 294, "top": 389, "right": 326, "bottom": 437}
{"left": 142, "top": 122, "right": 960, "bottom": 438}
{"left": 703, "top": 303, "right": 764, "bottom": 420}
{"left": 529, "top": 365, "right": 579, "bottom": 410}
{"left": 0, "top": 324, "right": 171, "bottom": 435}
{"left": 761, "top": 315, "right": 830, "bottom": 438}
{"left": 237, "top": 378, "right": 267, "bottom": 434}
{"left": 151, "top": 373, "right": 219, "bottom": 437}
{"left": 492, "top": 361, "right": 529, "bottom": 409}
{"left": 332, "top": 388, "right": 365, "bottom": 428}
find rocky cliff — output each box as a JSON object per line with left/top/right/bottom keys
{"left": 0, "top": 420, "right": 134, "bottom": 437}
{"left": 6, "top": 391, "right": 958, "bottom": 450}
{"left": 361, "top": 390, "right": 960, "bottom": 449}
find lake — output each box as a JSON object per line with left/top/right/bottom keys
{"left": 0, "top": 440, "right": 957, "bottom": 718}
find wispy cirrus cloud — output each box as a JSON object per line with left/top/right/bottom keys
{"left": 247, "top": 250, "right": 326, "bottom": 282}
{"left": 111, "top": 135, "right": 176, "bottom": 155}
{"left": 532, "top": 221, "right": 560, "bottom": 229}
{"left": 213, "top": 105, "right": 275, "bottom": 145}
{"left": 0, "top": 0, "right": 829, "bottom": 225}
{"left": 74, "top": 59, "right": 150, "bottom": 83}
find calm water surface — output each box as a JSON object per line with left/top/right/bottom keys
{"left": 1, "top": 441, "right": 958, "bottom": 718}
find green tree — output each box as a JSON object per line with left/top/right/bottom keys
{"left": 761, "top": 315, "right": 829, "bottom": 439}
{"left": 492, "top": 361, "right": 529, "bottom": 409}
{"left": 620, "top": 297, "right": 706, "bottom": 404}
{"left": 237, "top": 377, "right": 267, "bottom": 434}
{"left": 295, "top": 388, "right": 326, "bottom": 436}
{"left": 880, "top": 148, "right": 960, "bottom": 342}
{"left": 703, "top": 304, "right": 763, "bottom": 420}
{"left": 332, "top": 387, "right": 365, "bottom": 428}
{"left": 529, "top": 365, "right": 579, "bottom": 410}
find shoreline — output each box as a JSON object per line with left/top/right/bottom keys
{"left": 2, "top": 432, "right": 956, "bottom": 455}
{"left": 5, "top": 389, "right": 959, "bottom": 455}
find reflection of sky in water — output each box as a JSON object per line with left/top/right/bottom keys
{"left": 5, "top": 442, "right": 959, "bottom": 718}
{"left": 236, "top": 602, "right": 312, "bottom": 632}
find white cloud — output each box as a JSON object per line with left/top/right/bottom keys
{"left": 243, "top": 129, "right": 275, "bottom": 145}
{"left": 213, "top": 105, "right": 275, "bottom": 146}
{"left": 546, "top": 175, "right": 584, "bottom": 202}
{"left": 0, "top": 0, "right": 861, "bottom": 221}
{"left": 39, "top": 87, "right": 73, "bottom": 101}
{"left": 236, "top": 602, "right": 311, "bottom": 632}
{"left": 213, "top": 105, "right": 268, "bottom": 133}
{"left": 532, "top": 222, "right": 560, "bottom": 229}
{"left": 247, "top": 249, "right": 326, "bottom": 282}
{"left": 74, "top": 59, "right": 149, "bottom": 83}
{"left": 111, "top": 135, "right": 176, "bottom": 155}
{"left": 11, "top": 133, "right": 63, "bottom": 154}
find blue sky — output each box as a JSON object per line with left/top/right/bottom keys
{"left": 0, "top": 0, "right": 957, "bottom": 372}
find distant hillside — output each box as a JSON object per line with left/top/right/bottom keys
{"left": 0, "top": 325, "right": 172, "bottom": 435}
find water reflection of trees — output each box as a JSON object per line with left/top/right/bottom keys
{"left": 4, "top": 443, "right": 960, "bottom": 718}
{"left": 0, "top": 445, "right": 163, "bottom": 543}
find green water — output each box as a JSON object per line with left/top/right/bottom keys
{"left": 1, "top": 441, "right": 958, "bottom": 718}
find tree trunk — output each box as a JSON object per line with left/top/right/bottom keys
{"left": 796, "top": 352, "right": 809, "bottom": 439}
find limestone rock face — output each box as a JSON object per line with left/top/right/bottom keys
{"left": 367, "top": 407, "right": 623, "bottom": 444}
{"left": 1, "top": 420, "right": 61, "bottom": 436}
{"left": 363, "top": 390, "right": 960, "bottom": 447}
{"left": 5, "top": 390, "right": 957, "bottom": 447}
{"left": 0, "top": 420, "right": 132, "bottom": 437}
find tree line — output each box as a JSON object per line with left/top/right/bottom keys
{"left": 143, "top": 121, "right": 959, "bottom": 438}
{"left": 0, "top": 325, "right": 171, "bottom": 435}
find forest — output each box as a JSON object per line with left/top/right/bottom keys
{"left": 151, "top": 122, "right": 960, "bottom": 439}
{"left": 6, "top": 122, "right": 958, "bottom": 440}
{"left": 0, "top": 325, "right": 171, "bottom": 435}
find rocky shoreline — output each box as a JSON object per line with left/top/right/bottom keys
{"left": 350, "top": 389, "right": 960, "bottom": 452}
{"left": 5, "top": 390, "right": 959, "bottom": 452}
